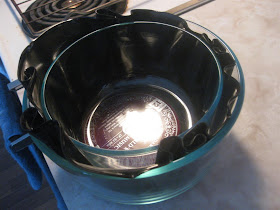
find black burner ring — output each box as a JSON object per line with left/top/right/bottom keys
{"left": 22, "top": 0, "right": 128, "bottom": 38}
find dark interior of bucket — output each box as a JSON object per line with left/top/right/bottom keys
{"left": 44, "top": 22, "right": 220, "bottom": 144}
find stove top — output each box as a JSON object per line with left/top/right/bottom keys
{"left": 12, "top": 0, "right": 128, "bottom": 38}
{"left": 10, "top": 0, "right": 212, "bottom": 38}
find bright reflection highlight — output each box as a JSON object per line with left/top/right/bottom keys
{"left": 121, "top": 108, "right": 163, "bottom": 143}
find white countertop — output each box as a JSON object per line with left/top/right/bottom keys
{"left": 1, "top": 0, "right": 280, "bottom": 209}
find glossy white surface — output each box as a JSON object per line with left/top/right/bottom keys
{"left": 1, "top": 0, "right": 280, "bottom": 209}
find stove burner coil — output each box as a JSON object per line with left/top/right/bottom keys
{"left": 22, "top": 0, "right": 128, "bottom": 37}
